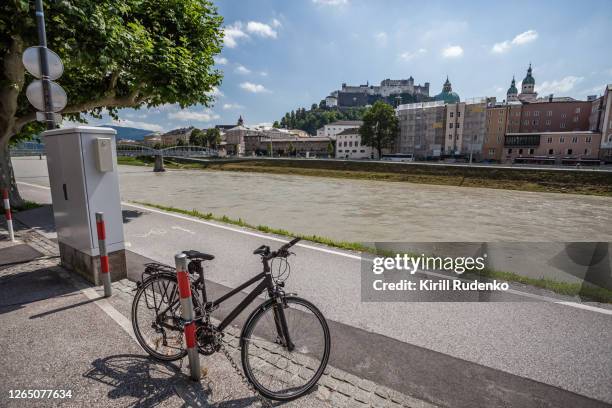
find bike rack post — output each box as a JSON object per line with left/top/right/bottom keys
{"left": 175, "top": 253, "right": 201, "bottom": 381}
{"left": 95, "top": 212, "right": 112, "bottom": 297}
{"left": 2, "top": 189, "right": 15, "bottom": 242}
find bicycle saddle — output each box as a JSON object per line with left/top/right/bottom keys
{"left": 182, "top": 250, "right": 215, "bottom": 261}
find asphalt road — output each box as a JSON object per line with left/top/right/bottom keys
{"left": 12, "top": 179, "right": 612, "bottom": 407}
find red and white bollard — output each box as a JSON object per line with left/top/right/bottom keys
{"left": 2, "top": 189, "right": 15, "bottom": 242}
{"left": 175, "top": 253, "right": 201, "bottom": 381}
{"left": 95, "top": 212, "right": 112, "bottom": 297}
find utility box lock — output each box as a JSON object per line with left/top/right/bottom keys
{"left": 94, "top": 137, "right": 114, "bottom": 172}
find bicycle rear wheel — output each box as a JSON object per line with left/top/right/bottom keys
{"left": 240, "top": 296, "right": 330, "bottom": 401}
{"left": 131, "top": 275, "right": 187, "bottom": 361}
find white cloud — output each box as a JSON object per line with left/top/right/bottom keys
{"left": 312, "top": 0, "right": 348, "bottom": 5}
{"left": 441, "top": 45, "right": 463, "bottom": 58}
{"left": 224, "top": 22, "right": 248, "bottom": 48}
{"left": 214, "top": 56, "right": 228, "bottom": 65}
{"left": 260, "top": 71, "right": 268, "bottom": 77}
{"left": 246, "top": 21, "right": 277, "bottom": 39}
{"left": 537, "top": 76, "right": 584, "bottom": 95}
{"left": 492, "top": 29, "right": 538, "bottom": 54}
{"left": 271, "top": 18, "right": 282, "bottom": 28}
{"left": 167, "top": 110, "right": 220, "bottom": 122}
{"left": 112, "top": 119, "right": 163, "bottom": 132}
{"left": 223, "top": 103, "right": 244, "bottom": 110}
{"left": 512, "top": 29, "right": 538, "bottom": 45}
{"left": 240, "top": 82, "right": 270, "bottom": 93}
{"left": 235, "top": 65, "right": 251, "bottom": 75}
{"left": 399, "top": 48, "right": 427, "bottom": 61}
{"left": 374, "top": 32, "right": 388, "bottom": 47}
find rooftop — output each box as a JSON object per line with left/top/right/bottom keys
{"left": 326, "top": 120, "right": 363, "bottom": 126}
{"left": 336, "top": 128, "right": 360, "bottom": 136}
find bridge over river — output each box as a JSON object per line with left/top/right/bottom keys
{"left": 10, "top": 141, "right": 217, "bottom": 158}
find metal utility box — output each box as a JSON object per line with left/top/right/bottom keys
{"left": 43, "top": 126, "right": 126, "bottom": 283}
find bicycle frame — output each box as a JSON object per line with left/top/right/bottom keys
{"left": 155, "top": 256, "right": 294, "bottom": 349}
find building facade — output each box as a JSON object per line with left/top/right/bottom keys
{"left": 396, "top": 101, "right": 446, "bottom": 159}
{"left": 335, "top": 128, "right": 376, "bottom": 159}
{"left": 445, "top": 98, "right": 488, "bottom": 159}
{"left": 589, "top": 84, "right": 612, "bottom": 162}
{"left": 161, "top": 127, "right": 194, "bottom": 145}
{"left": 318, "top": 120, "right": 363, "bottom": 140}
{"left": 502, "top": 131, "right": 601, "bottom": 164}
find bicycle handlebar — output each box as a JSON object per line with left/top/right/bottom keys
{"left": 262, "top": 237, "right": 301, "bottom": 260}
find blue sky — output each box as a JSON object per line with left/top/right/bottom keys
{"left": 84, "top": 0, "right": 612, "bottom": 133}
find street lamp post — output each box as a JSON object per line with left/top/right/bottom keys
{"left": 34, "top": 0, "right": 55, "bottom": 130}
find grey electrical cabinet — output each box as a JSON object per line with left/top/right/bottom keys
{"left": 43, "top": 126, "right": 125, "bottom": 256}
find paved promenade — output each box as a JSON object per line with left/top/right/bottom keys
{"left": 0, "top": 220, "right": 435, "bottom": 408}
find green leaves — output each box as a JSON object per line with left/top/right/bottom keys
{"left": 359, "top": 101, "right": 398, "bottom": 157}
{"left": 4, "top": 0, "right": 224, "bottom": 131}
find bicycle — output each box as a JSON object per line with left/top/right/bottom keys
{"left": 131, "top": 237, "right": 331, "bottom": 401}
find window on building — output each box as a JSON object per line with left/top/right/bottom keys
{"left": 473, "top": 135, "right": 478, "bottom": 141}
{"left": 448, "top": 134, "right": 452, "bottom": 140}
{"left": 571, "top": 137, "right": 578, "bottom": 143}
{"left": 575, "top": 107, "right": 581, "bottom": 114}
{"left": 534, "top": 111, "right": 540, "bottom": 117}
{"left": 456, "top": 123, "right": 460, "bottom": 128}
{"left": 523, "top": 120, "right": 529, "bottom": 125}
{"left": 349, "top": 141, "right": 353, "bottom": 147}
{"left": 450, "top": 112, "right": 454, "bottom": 118}
{"left": 560, "top": 137, "right": 565, "bottom": 143}
{"left": 525, "top": 111, "right": 530, "bottom": 117}
{"left": 352, "top": 150, "right": 357, "bottom": 153}
{"left": 449, "top": 123, "right": 453, "bottom": 128}
{"left": 457, "top": 112, "right": 461, "bottom": 117}
{"left": 546, "top": 120, "right": 551, "bottom": 125}
{"left": 548, "top": 149, "right": 554, "bottom": 155}
{"left": 529, "top": 148, "right": 535, "bottom": 154}
{"left": 360, "top": 150, "right": 365, "bottom": 153}
{"left": 518, "top": 148, "right": 523, "bottom": 154}
{"left": 507, "top": 148, "right": 512, "bottom": 154}
{"left": 547, "top": 137, "right": 553, "bottom": 143}
{"left": 560, "top": 123, "right": 566, "bottom": 129}
{"left": 547, "top": 111, "right": 553, "bottom": 116}
{"left": 533, "top": 120, "right": 538, "bottom": 125}
{"left": 584, "top": 148, "right": 590, "bottom": 155}
{"left": 573, "top": 116, "right": 579, "bottom": 122}
{"left": 561, "top": 113, "right": 567, "bottom": 118}
{"left": 488, "top": 148, "right": 495, "bottom": 155}
{"left": 586, "top": 136, "right": 592, "bottom": 143}
{"left": 567, "top": 148, "right": 573, "bottom": 155}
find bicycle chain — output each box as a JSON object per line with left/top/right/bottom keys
{"left": 219, "top": 339, "right": 274, "bottom": 408}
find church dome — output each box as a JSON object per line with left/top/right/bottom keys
{"left": 522, "top": 64, "right": 535, "bottom": 85}
{"left": 434, "top": 77, "right": 460, "bottom": 103}
{"left": 507, "top": 77, "right": 518, "bottom": 95}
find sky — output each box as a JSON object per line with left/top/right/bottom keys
{"left": 75, "top": 0, "right": 612, "bottom": 133}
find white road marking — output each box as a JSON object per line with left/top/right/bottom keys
{"left": 17, "top": 180, "right": 612, "bottom": 316}
{"left": 171, "top": 225, "right": 195, "bottom": 234}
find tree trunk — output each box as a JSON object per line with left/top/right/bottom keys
{"left": 0, "top": 35, "right": 26, "bottom": 207}
{"left": 0, "top": 142, "right": 24, "bottom": 207}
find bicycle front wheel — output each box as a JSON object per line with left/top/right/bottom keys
{"left": 241, "top": 296, "right": 331, "bottom": 401}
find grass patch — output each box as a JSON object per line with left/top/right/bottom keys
{"left": 133, "top": 200, "right": 612, "bottom": 303}
{"left": 14, "top": 200, "right": 43, "bottom": 212}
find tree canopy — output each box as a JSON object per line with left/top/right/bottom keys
{"left": 358, "top": 101, "right": 398, "bottom": 159}
{"left": 278, "top": 106, "right": 367, "bottom": 135}
{"left": 0, "top": 0, "right": 224, "bottom": 202}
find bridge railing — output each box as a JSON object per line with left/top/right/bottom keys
{"left": 115, "top": 143, "right": 218, "bottom": 157}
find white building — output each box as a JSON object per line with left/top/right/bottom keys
{"left": 335, "top": 128, "right": 376, "bottom": 159}
{"left": 320, "top": 120, "right": 363, "bottom": 140}
{"left": 325, "top": 95, "right": 338, "bottom": 108}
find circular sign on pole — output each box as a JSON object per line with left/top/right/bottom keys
{"left": 26, "top": 80, "right": 67, "bottom": 112}
{"left": 22, "top": 46, "right": 64, "bottom": 80}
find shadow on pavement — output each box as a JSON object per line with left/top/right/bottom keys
{"left": 84, "top": 354, "right": 261, "bottom": 407}
{"left": 123, "top": 209, "right": 145, "bottom": 224}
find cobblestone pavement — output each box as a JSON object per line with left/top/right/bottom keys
{"left": 1, "top": 222, "right": 437, "bottom": 408}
